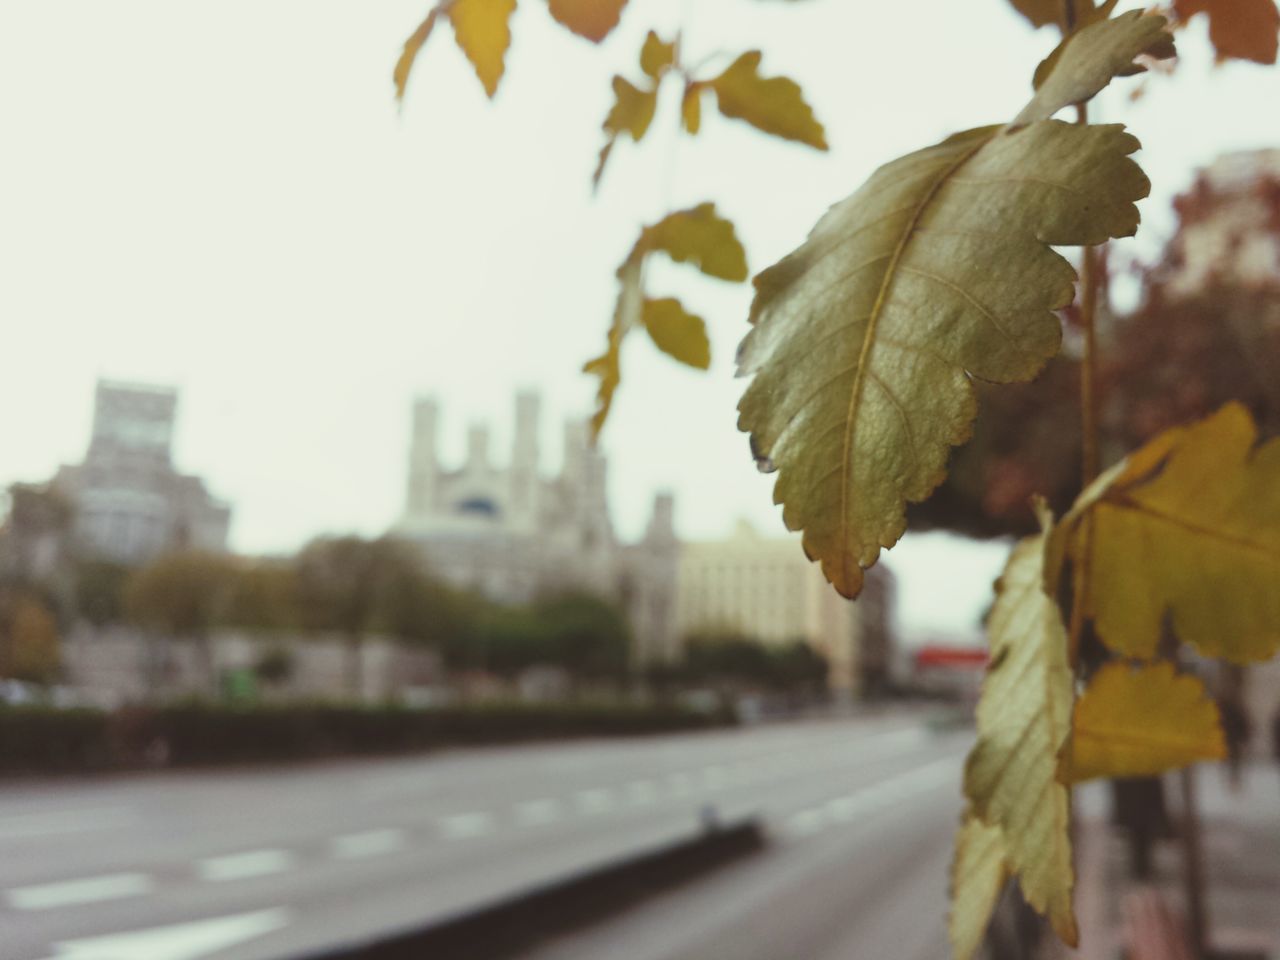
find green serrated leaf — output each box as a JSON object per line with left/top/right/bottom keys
{"left": 737, "top": 14, "right": 1169, "bottom": 599}
{"left": 963, "top": 519, "right": 1077, "bottom": 946}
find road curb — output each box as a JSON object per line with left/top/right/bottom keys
{"left": 295, "top": 819, "right": 767, "bottom": 960}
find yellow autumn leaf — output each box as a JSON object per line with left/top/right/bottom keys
{"left": 643, "top": 298, "right": 710, "bottom": 370}
{"left": 681, "top": 82, "right": 703, "bottom": 134}
{"left": 640, "top": 31, "right": 675, "bottom": 79}
{"left": 639, "top": 203, "right": 748, "bottom": 281}
{"left": 961, "top": 518, "right": 1077, "bottom": 946}
{"left": 449, "top": 0, "right": 517, "bottom": 98}
{"left": 546, "top": 0, "right": 628, "bottom": 43}
{"left": 950, "top": 815, "right": 1009, "bottom": 960}
{"left": 1061, "top": 662, "right": 1226, "bottom": 782}
{"left": 737, "top": 12, "right": 1171, "bottom": 599}
{"left": 708, "top": 51, "right": 827, "bottom": 150}
{"left": 583, "top": 259, "right": 635, "bottom": 438}
{"left": 593, "top": 75, "right": 658, "bottom": 188}
{"left": 1059, "top": 403, "right": 1280, "bottom": 663}
{"left": 393, "top": 8, "right": 441, "bottom": 103}
{"left": 586, "top": 205, "right": 746, "bottom": 436}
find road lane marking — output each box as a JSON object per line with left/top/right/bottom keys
{"left": 780, "top": 755, "right": 961, "bottom": 839}
{"left": 666, "top": 772, "right": 692, "bottom": 795}
{"left": 197, "top": 849, "right": 294, "bottom": 882}
{"left": 330, "top": 828, "right": 405, "bottom": 860}
{"left": 785, "top": 808, "right": 826, "bottom": 837}
{"left": 624, "top": 779, "right": 657, "bottom": 805}
{"left": 514, "top": 798, "right": 561, "bottom": 826}
{"left": 0, "top": 806, "right": 134, "bottom": 841}
{"left": 574, "top": 788, "right": 614, "bottom": 814}
{"left": 702, "top": 765, "right": 728, "bottom": 788}
{"left": 37, "top": 907, "right": 290, "bottom": 959}
{"left": 7, "top": 872, "right": 153, "bottom": 911}
{"left": 438, "top": 812, "right": 494, "bottom": 840}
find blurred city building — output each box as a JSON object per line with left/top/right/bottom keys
{"left": 674, "top": 519, "right": 895, "bottom": 697}
{"left": 394, "top": 391, "right": 679, "bottom": 664}
{"left": 48, "top": 380, "right": 231, "bottom": 565}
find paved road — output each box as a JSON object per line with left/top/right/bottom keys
{"left": 0, "top": 713, "right": 970, "bottom": 960}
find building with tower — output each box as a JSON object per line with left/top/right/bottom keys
{"left": 393, "top": 391, "right": 680, "bottom": 665}
{"left": 51, "top": 380, "right": 231, "bottom": 565}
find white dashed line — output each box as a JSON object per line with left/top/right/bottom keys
{"left": 198, "top": 849, "right": 295, "bottom": 882}
{"left": 785, "top": 808, "right": 826, "bottom": 837}
{"left": 438, "top": 812, "right": 494, "bottom": 840}
{"left": 781, "top": 756, "right": 961, "bottom": 839}
{"left": 666, "top": 772, "right": 693, "bottom": 795}
{"left": 515, "top": 798, "right": 561, "bottom": 826}
{"left": 7, "top": 872, "right": 153, "bottom": 910}
{"left": 330, "top": 828, "right": 406, "bottom": 860}
{"left": 575, "top": 788, "right": 615, "bottom": 814}
{"left": 625, "top": 779, "right": 657, "bottom": 805}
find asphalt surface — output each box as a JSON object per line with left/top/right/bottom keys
{"left": 0, "top": 712, "right": 971, "bottom": 960}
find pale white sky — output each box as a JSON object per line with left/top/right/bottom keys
{"left": 2, "top": 1, "right": 1276, "bottom": 633}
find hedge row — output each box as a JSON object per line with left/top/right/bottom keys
{"left": 0, "top": 701, "right": 735, "bottom": 774}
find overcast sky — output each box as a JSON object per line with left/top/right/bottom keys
{"left": 2, "top": 1, "right": 1276, "bottom": 634}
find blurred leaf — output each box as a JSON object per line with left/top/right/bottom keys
{"left": 585, "top": 257, "right": 639, "bottom": 437}
{"left": 1057, "top": 403, "right": 1280, "bottom": 663}
{"left": 640, "top": 202, "right": 748, "bottom": 280}
{"left": 450, "top": 0, "right": 517, "bottom": 97}
{"left": 1175, "top": 0, "right": 1279, "bottom": 64}
{"left": 1061, "top": 662, "right": 1226, "bottom": 782}
{"left": 593, "top": 75, "right": 659, "bottom": 188}
{"left": 950, "top": 815, "right": 1010, "bottom": 960}
{"left": 547, "top": 0, "right": 628, "bottom": 42}
{"left": 738, "top": 13, "right": 1167, "bottom": 599}
{"left": 681, "top": 82, "right": 704, "bottom": 134}
{"left": 644, "top": 298, "right": 710, "bottom": 369}
{"left": 1016, "top": 12, "right": 1175, "bottom": 125}
{"left": 962, "top": 519, "right": 1077, "bottom": 946}
{"left": 709, "top": 51, "right": 828, "bottom": 149}
{"left": 393, "top": 8, "right": 441, "bottom": 103}
{"left": 640, "top": 30, "right": 676, "bottom": 78}
{"left": 587, "top": 204, "right": 746, "bottom": 437}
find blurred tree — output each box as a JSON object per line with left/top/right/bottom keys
{"left": 125, "top": 550, "right": 238, "bottom": 696}
{"left": 224, "top": 560, "right": 302, "bottom": 632}
{"left": 0, "top": 588, "right": 61, "bottom": 684}
{"left": 533, "top": 591, "right": 631, "bottom": 683}
{"left": 294, "top": 535, "right": 428, "bottom": 698}
{"left": 72, "top": 559, "right": 131, "bottom": 627}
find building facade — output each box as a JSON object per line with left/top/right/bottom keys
{"left": 52, "top": 380, "right": 231, "bottom": 565}
{"left": 675, "top": 519, "right": 895, "bottom": 696}
{"left": 393, "top": 392, "right": 680, "bottom": 665}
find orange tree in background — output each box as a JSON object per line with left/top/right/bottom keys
{"left": 392, "top": 1, "right": 1280, "bottom": 956}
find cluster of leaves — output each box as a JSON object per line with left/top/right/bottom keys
{"left": 386, "top": 3, "right": 1280, "bottom": 956}
{"left": 714, "top": 7, "right": 1279, "bottom": 956}
{"left": 391, "top": 1, "right": 828, "bottom": 438}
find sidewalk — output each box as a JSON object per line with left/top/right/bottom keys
{"left": 1066, "top": 762, "right": 1280, "bottom": 960}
